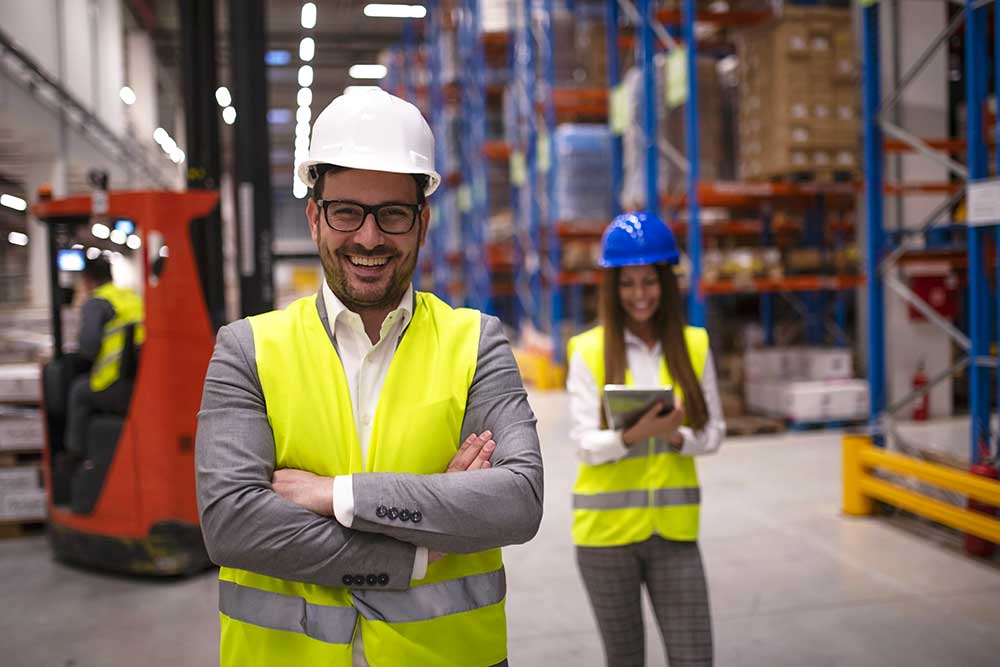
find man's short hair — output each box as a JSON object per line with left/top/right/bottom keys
{"left": 83, "top": 256, "right": 113, "bottom": 284}
{"left": 310, "top": 164, "right": 428, "bottom": 206}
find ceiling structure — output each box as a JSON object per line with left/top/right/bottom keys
{"left": 150, "top": 0, "right": 418, "bottom": 190}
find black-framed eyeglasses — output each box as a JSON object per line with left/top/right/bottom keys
{"left": 316, "top": 199, "right": 423, "bottom": 235}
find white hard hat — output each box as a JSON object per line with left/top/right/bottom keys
{"left": 297, "top": 88, "right": 441, "bottom": 197}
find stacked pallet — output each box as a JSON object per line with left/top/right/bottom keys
{"left": 737, "top": 6, "right": 860, "bottom": 181}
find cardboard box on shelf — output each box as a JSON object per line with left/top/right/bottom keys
{"left": 0, "top": 411, "right": 43, "bottom": 451}
{"left": 0, "top": 466, "right": 41, "bottom": 493}
{"left": 0, "top": 489, "right": 46, "bottom": 522}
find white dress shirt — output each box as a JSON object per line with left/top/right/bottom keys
{"left": 567, "top": 328, "right": 726, "bottom": 465}
{"left": 320, "top": 281, "right": 429, "bottom": 667}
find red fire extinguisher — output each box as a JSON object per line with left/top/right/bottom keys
{"left": 912, "top": 361, "right": 929, "bottom": 421}
{"left": 964, "top": 442, "right": 997, "bottom": 558}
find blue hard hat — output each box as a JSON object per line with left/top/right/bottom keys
{"left": 598, "top": 211, "right": 679, "bottom": 268}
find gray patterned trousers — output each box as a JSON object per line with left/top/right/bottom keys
{"left": 576, "top": 536, "right": 713, "bottom": 667}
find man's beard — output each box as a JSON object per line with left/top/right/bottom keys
{"left": 319, "top": 238, "right": 418, "bottom": 312}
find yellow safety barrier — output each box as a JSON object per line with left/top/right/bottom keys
{"left": 842, "top": 434, "right": 1000, "bottom": 544}
{"left": 512, "top": 348, "right": 567, "bottom": 391}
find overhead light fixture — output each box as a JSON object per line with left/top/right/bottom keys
{"left": 297, "top": 87, "right": 313, "bottom": 107}
{"left": 153, "top": 127, "right": 169, "bottom": 145}
{"left": 7, "top": 231, "right": 28, "bottom": 246}
{"left": 110, "top": 229, "right": 127, "bottom": 245}
{"left": 296, "top": 106, "right": 312, "bottom": 124}
{"left": 301, "top": 3, "right": 317, "bottom": 29}
{"left": 295, "top": 135, "right": 310, "bottom": 152}
{"left": 126, "top": 234, "right": 142, "bottom": 250}
{"left": 298, "top": 65, "right": 314, "bottom": 87}
{"left": 215, "top": 86, "right": 232, "bottom": 108}
{"left": 349, "top": 64, "right": 387, "bottom": 80}
{"left": 119, "top": 86, "right": 137, "bottom": 105}
{"left": 222, "top": 106, "right": 237, "bottom": 125}
{"left": 300, "top": 37, "right": 315, "bottom": 62}
{"left": 92, "top": 222, "right": 111, "bottom": 239}
{"left": 295, "top": 121, "right": 311, "bottom": 138}
{"left": 86, "top": 247, "right": 101, "bottom": 259}
{"left": 265, "top": 49, "right": 291, "bottom": 66}
{"left": 363, "top": 4, "right": 427, "bottom": 18}
{"left": 1, "top": 194, "right": 28, "bottom": 211}
{"left": 71, "top": 243, "right": 83, "bottom": 249}
{"left": 293, "top": 180, "right": 308, "bottom": 199}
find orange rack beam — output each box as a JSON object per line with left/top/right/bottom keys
{"left": 556, "top": 271, "right": 865, "bottom": 294}
{"left": 483, "top": 141, "right": 512, "bottom": 161}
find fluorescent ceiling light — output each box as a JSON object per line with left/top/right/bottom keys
{"left": 295, "top": 121, "right": 311, "bottom": 138}
{"left": 296, "top": 106, "right": 312, "bottom": 124}
{"left": 265, "top": 50, "right": 291, "bottom": 66}
{"left": 92, "top": 223, "right": 110, "bottom": 239}
{"left": 126, "top": 235, "right": 142, "bottom": 250}
{"left": 110, "top": 229, "right": 127, "bottom": 245}
{"left": 297, "top": 87, "right": 313, "bottom": 107}
{"left": 295, "top": 135, "right": 310, "bottom": 151}
{"left": 71, "top": 243, "right": 83, "bottom": 249}
{"left": 119, "top": 86, "right": 137, "bottom": 105}
{"left": 153, "top": 127, "right": 169, "bottom": 145}
{"left": 301, "top": 3, "right": 317, "bottom": 29}
{"left": 215, "top": 86, "right": 232, "bottom": 108}
{"left": 222, "top": 106, "right": 237, "bottom": 125}
{"left": 86, "top": 247, "right": 101, "bottom": 259}
{"left": 298, "top": 65, "right": 314, "bottom": 87}
{"left": 1, "top": 194, "right": 28, "bottom": 211}
{"left": 293, "top": 180, "right": 308, "bottom": 199}
{"left": 363, "top": 4, "right": 427, "bottom": 19}
{"left": 7, "top": 231, "right": 28, "bottom": 246}
{"left": 299, "top": 37, "right": 315, "bottom": 62}
{"left": 349, "top": 64, "right": 387, "bottom": 80}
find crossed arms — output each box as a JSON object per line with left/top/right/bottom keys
{"left": 195, "top": 315, "right": 543, "bottom": 592}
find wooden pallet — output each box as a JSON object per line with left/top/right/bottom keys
{"left": 726, "top": 415, "right": 785, "bottom": 436}
{"left": 0, "top": 519, "right": 46, "bottom": 539}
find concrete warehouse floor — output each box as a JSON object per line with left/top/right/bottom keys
{"left": 2, "top": 390, "right": 1000, "bottom": 666}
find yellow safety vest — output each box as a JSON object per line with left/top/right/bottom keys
{"left": 568, "top": 325, "right": 709, "bottom": 547}
{"left": 219, "top": 292, "right": 507, "bottom": 667}
{"left": 90, "top": 283, "right": 145, "bottom": 392}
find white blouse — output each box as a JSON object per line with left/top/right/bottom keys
{"left": 567, "top": 329, "right": 726, "bottom": 465}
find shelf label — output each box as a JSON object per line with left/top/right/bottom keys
{"left": 510, "top": 150, "right": 526, "bottom": 186}
{"left": 666, "top": 49, "right": 688, "bottom": 109}
{"left": 457, "top": 185, "right": 472, "bottom": 213}
{"left": 538, "top": 130, "right": 550, "bottom": 174}
{"left": 968, "top": 179, "right": 1000, "bottom": 226}
{"left": 610, "top": 84, "right": 629, "bottom": 135}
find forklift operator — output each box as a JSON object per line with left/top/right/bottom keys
{"left": 65, "top": 256, "right": 145, "bottom": 456}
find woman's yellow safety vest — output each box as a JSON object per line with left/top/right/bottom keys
{"left": 567, "top": 325, "right": 709, "bottom": 547}
{"left": 90, "top": 283, "right": 145, "bottom": 392}
{"left": 219, "top": 292, "right": 507, "bottom": 667}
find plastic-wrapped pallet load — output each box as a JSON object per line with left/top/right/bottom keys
{"left": 553, "top": 124, "right": 613, "bottom": 223}
{"left": 0, "top": 465, "right": 45, "bottom": 522}
{"left": 0, "top": 408, "right": 43, "bottom": 452}
{"left": 622, "top": 55, "right": 735, "bottom": 209}
{"left": 0, "top": 364, "right": 41, "bottom": 404}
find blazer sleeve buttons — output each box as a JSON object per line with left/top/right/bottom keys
{"left": 375, "top": 505, "right": 387, "bottom": 518}
{"left": 411, "top": 510, "right": 422, "bottom": 523}
{"left": 399, "top": 509, "right": 411, "bottom": 521}
{"left": 378, "top": 573, "right": 389, "bottom": 586}
{"left": 387, "top": 507, "right": 399, "bottom": 520}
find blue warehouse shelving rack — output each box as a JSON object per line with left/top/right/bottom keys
{"left": 859, "top": 0, "right": 999, "bottom": 461}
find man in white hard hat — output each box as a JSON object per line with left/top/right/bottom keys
{"left": 196, "top": 88, "right": 543, "bottom": 666}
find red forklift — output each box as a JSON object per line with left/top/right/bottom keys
{"left": 32, "top": 190, "right": 219, "bottom": 576}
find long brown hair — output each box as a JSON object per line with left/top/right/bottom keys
{"left": 598, "top": 263, "right": 709, "bottom": 430}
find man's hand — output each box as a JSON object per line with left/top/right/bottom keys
{"left": 622, "top": 399, "right": 686, "bottom": 447}
{"left": 446, "top": 430, "right": 495, "bottom": 472}
{"left": 273, "top": 468, "right": 334, "bottom": 516}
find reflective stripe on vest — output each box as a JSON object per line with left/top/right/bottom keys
{"left": 220, "top": 580, "right": 357, "bottom": 645}
{"left": 567, "top": 325, "right": 709, "bottom": 548}
{"left": 90, "top": 283, "right": 145, "bottom": 392}
{"left": 222, "top": 292, "right": 508, "bottom": 667}
{"left": 573, "top": 487, "right": 701, "bottom": 510}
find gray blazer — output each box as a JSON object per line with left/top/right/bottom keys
{"left": 195, "top": 292, "right": 543, "bottom": 592}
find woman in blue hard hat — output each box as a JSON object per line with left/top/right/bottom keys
{"left": 566, "top": 211, "right": 725, "bottom": 666}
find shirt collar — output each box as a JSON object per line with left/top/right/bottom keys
{"left": 322, "top": 280, "right": 414, "bottom": 341}
{"left": 624, "top": 327, "right": 661, "bottom": 354}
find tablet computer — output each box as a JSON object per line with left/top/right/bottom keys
{"left": 603, "top": 385, "right": 675, "bottom": 431}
